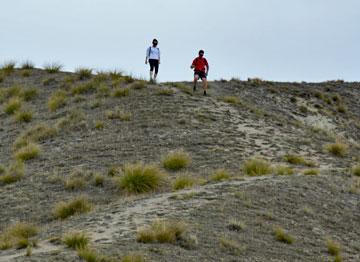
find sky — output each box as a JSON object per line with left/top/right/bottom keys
{"left": 0, "top": 0, "right": 359, "bottom": 82}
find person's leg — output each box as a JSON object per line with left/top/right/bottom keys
{"left": 193, "top": 74, "right": 199, "bottom": 91}
{"left": 154, "top": 60, "right": 159, "bottom": 80}
{"left": 149, "top": 60, "right": 155, "bottom": 80}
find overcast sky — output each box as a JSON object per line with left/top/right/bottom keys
{"left": 1, "top": 0, "right": 359, "bottom": 82}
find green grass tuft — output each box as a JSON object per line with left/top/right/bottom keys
{"left": 283, "top": 154, "right": 316, "bottom": 166}
{"left": 326, "top": 239, "right": 341, "bottom": 256}
{"left": 211, "top": 169, "right": 231, "bottom": 181}
{"left": 1, "top": 61, "right": 16, "bottom": 75}
{"left": 20, "top": 60, "right": 35, "bottom": 70}
{"left": 173, "top": 175, "right": 196, "bottom": 190}
{"left": 273, "top": 227, "right": 294, "bottom": 244}
{"left": 219, "top": 236, "right": 245, "bottom": 255}
{"left": 156, "top": 88, "right": 175, "bottom": 96}
{"left": 119, "top": 163, "right": 167, "bottom": 194}
{"left": 75, "top": 67, "right": 93, "bottom": 80}
{"left": 243, "top": 158, "right": 272, "bottom": 176}
{"left": 275, "top": 165, "right": 294, "bottom": 176}
{"left": 351, "top": 165, "right": 360, "bottom": 177}
{"left": 0, "top": 162, "right": 25, "bottom": 185}
{"left": 113, "top": 87, "right": 130, "bottom": 97}
{"left": 21, "top": 87, "right": 38, "bottom": 101}
{"left": 14, "top": 123, "right": 57, "bottom": 149}
{"left": 71, "top": 82, "right": 96, "bottom": 95}
{"left": 15, "top": 110, "right": 33, "bottom": 123}
{"left": 162, "top": 149, "right": 192, "bottom": 171}
{"left": 0, "top": 222, "right": 38, "bottom": 250}
{"left": 4, "top": 97, "right": 22, "bottom": 114}
{"left": 63, "top": 231, "right": 90, "bottom": 250}
{"left": 48, "top": 90, "right": 67, "bottom": 112}
{"left": 303, "top": 169, "right": 320, "bottom": 176}
{"left": 53, "top": 196, "right": 92, "bottom": 220}
{"left": 44, "top": 62, "right": 62, "bottom": 73}
{"left": 14, "top": 142, "right": 41, "bottom": 161}
{"left": 94, "top": 121, "right": 104, "bottom": 130}
{"left": 325, "top": 142, "right": 348, "bottom": 157}
{"left": 130, "top": 81, "right": 146, "bottom": 89}
{"left": 220, "top": 96, "right": 240, "bottom": 104}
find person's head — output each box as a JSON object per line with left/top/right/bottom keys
{"left": 152, "top": 39, "right": 158, "bottom": 47}
{"left": 199, "top": 50, "right": 205, "bottom": 57}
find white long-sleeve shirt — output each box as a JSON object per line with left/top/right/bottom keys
{"left": 146, "top": 46, "right": 160, "bottom": 60}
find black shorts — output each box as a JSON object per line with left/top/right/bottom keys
{"left": 149, "top": 59, "right": 159, "bottom": 74}
{"left": 194, "top": 70, "right": 207, "bottom": 80}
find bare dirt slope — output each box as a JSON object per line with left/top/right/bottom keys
{"left": 0, "top": 69, "right": 359, "bottom": 261}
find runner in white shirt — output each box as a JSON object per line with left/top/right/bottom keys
{"left": 145, "top": 39, "right": 161, "bottom": 81}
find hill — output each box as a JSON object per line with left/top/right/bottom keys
{"left": 0, "top": 67, "right": 359, "bottom": 261}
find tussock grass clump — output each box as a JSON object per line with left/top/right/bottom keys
{"left": 275, "top": 165, "right": 294, "bottom": 176}
{"left": 349, "top": 178, "right": 360, "bottom": 194}
{"left": 21, "top": 70, "right": 31, "bottom": 77}
{"left": 4, "top": 97, "right": 22, "bottom": 114}
{"left": 106, "top": 108, "right": 132, "bottom": 121}
{"left": 94, "top": 71, "right": 109, "bottom": 82}
{"left": 14, "top": 142, "right": 41, "bottom": 161}
{"left": 137, "top": 219, "right": 186, "bottom": 244}
{"left": 94, "top": 174, "right": 105, "bottom": 187}
{"left": 162, "top": 149, "right": 191, "bottom": 171}
{"left": 65, "top": 177, "right": 86, "bottom": 190}
{"left": 15, "top": 110, "right": 33, "bottom": 123}
{"left": 0, "top": 162, "right": 25, "bottom": 185}
{"left": 21, "top": 87, "right": 38, "bottom": 101}
{"left": 303, "top": 169, "right": 320, "bottom": 176}
{"left": 227, "top": 219, "right": 246, "bottom": 231}
{"left": 63, "top": 231, "right": 90, "bottom": 250}
{"left": 77, "top": 248, "right": 99, "bottom": 262}
{"left": 119, "top": 163, "right": 167, "bottom": 194}
{"left": 122, "top": 75, "right": 136, "bottom": 84}
{"left": 1, "top": 61, "right": 16, "bottom": 75}
{"left": 156, "top": 88, "right": 175, "bottom": 96}
{"left": 326, "top": 239, "right": 341, "bottom": 256}
{"left": 113, "top": 87, "right": 130, "bottom": 97}
{"left": 53, "top": 196, "right": 91, "bottom": 220}
{"left": 220, "top": 96, "right": 240, "bottom": 104}
{"left": 71, "top": 82, "right": 96, "bottom": 95}
{"left": 219, "top": 236, "right": 245, "bottom": 255}
{"left": 122, "top": 253, "right": 145, "bottom": 262}
{"left": 0, "top": 222, "right": 38, "bottom": 250}
{"left": 273, "top": 227, "right": 294, "bottom": 244}
{"left": 325, "top": 142, "right": 348, "bottom": 157}
{"left": 48, "top": 90, "right": 67, "bottom": 112}
{"left": 96, "top": 84, "right": 111, "bottom": 97}
{"left": 337, "top": 104, "right": 347, "bottom": 114}
{"left": 44, "top": 62, "right": 62, "bottom": 73}
{"left": 75, "top": 67, "right": 92, "bottom": 80}
{"left": 243, "top": 158, "right": 272, "bottom": 176}
{"left": 14, "top": 123, "right": 57, "bottom": 149}
{"left": 351, "top": 165, "right": 360, "bottom": 177}
{"left": 283, "top": 154, "right": 316, "bottom": 167}
{"left": 211, "top": 169, "right": 231, "bottom": 181}
{"left": 173, "top": 175, "right": 196, "bottom": 190}
{"left": 94, "top": 121, "right": 104, "bottom": 130}
{"left": 20, "top": 60, "right": 35, "bottom": 70}
{"left": 130, "top": 81, "right": 146, "bottom": 89}
{"left": 56, "top": 109, "right": 86, "bottom": 130}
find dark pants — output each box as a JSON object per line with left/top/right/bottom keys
{"left": 149, "top": 59, "right": 159, "bottom": 74}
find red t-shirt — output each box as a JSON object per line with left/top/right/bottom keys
{"left": 192, "top": 57, "right": 209, "bottom": 72}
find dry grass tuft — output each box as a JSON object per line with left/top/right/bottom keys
{"left": 63, "top": 231, "right": 90, "bottom": 250}
{"left": 243, "top": 158, "right": 272, "bottom": 176}
{"left": 303, "top": 169, "right": 320, "bottom": 176}
{"left": 71, "top": 82, "right": 96, "bottom": 95}
{"left": 325, "top": 142, "right": 348, "bottom": 157}
{"left": 14, "top": 142, "right": 41, "bottom": 161}
{"left": 275, "top": 165, "right": 294, "bottom": 176}
{"left": 156, "top": 88, "right": 175, "bottom": 96}
{"left": 14, "top": 123, "right": 57, "bottom": 149}
{"left": 0, "top": 222, "right": 38, "bottom": 250}
{"left": 1, "top": 61, "right": 16, "bottom": 75}
{"left": 44, "top": 62, "right": 62, "bottom": 73}
{"left": 15, "top": 110, "right": 33, "bottom": 123}
{"left": 0, "top": 162, "right": 25, "bottom": 185}
{"left": 21, "top": 87, "right": 38, "bottom": 101}
{"left": 220, "top": 96, "right": 240, "bottom": 104}
{"left": 4, "top": 97, "right": 22, "bottom": 114}
{"left": 75, "top": 67, "right": 93, "bottom": 80}
{"left": 48, "top": 90, "right": 67, "bottom": 112}
{"left": 118, "top": 163, "right": 167, "bottom": 194}
{"left": 122, "top": 253, "right": 145, "bottom": 262}
{"left": 172, "top": 175, "right": 196, "bottom": 190}
{"left": 20, "top": 60, "right": 35, "bottom": 70}
{"left": 113, "top": 87, "right": 130, "bottom": 97}
{"left": 53, "top": 196, "right": 92, "bottom": 220}
{"left": 283, "top": 154, "right": 316, "bottom": 167}
{"left": 137, "top": 219, "right": 186, "bottom": 244}
{"left": 106, "top": 108, "right": 132, "bottom": 121}
{"left": 130, "top": 81, "right": 146, "bottom": 89}
{"left": 351, "top": 165, "right": 360, "bottom": 177}
{"left": 326, "top": 239, "right": 341, "bottom": 256}
{"left": 219, "top": 236, "right": 245, "bottom": 255}
{"left": 162, "top": 149, "right": 192, "bottom": 171}
{"left": 211, "top": 169, "right": 231, "bottom": 181}
{"left": 94, "top": 121, "right": 104, "bottom": 130}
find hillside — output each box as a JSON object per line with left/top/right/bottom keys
{"left": 0, "top": 67, "right": 359, "bottom": 262}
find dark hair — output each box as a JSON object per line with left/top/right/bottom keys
{"left": 153, "top": 39, "right": 158, "bottom": 44}
{"left": 199, "top": 50, "right": 204, "bottom": 55}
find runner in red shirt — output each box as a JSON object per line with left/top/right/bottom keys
{"left": 190, "top": 50, "right": 209, "bottom": 95}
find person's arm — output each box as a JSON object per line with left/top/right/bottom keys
{"left": 190, "top": 58, "right": 196, "bottom": 69}
{"left": 205, "top": 59, "right": 209, "bottom": 75}
{"left": 158, "top": 49, "right": 161, "bottom": 64}
{"left": 145, "top": 47, "right": 149, "bottom": 64}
